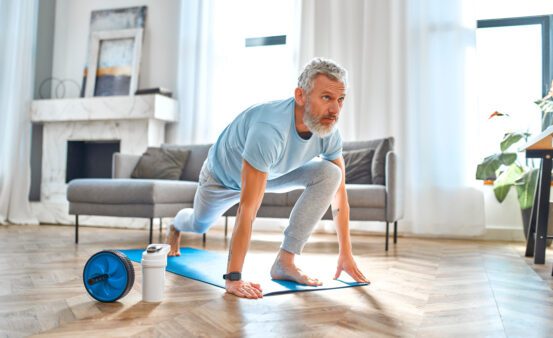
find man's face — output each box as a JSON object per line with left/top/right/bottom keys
{"left": 303, "top": 75, "right": 346, "bottom": 138}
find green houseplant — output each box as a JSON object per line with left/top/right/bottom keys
{"left": 475, "top": 127, "right": 538, "bottom": 210}
{"left": 475, "top": 90, "right": 553, "bottom": 237}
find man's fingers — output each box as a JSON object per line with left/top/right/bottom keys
{"left": 227, "top": 281, "right": 263, "bottom": 299}
{"left": 242, "top": 285, "right": 262, "bottom": 299}
{"left": 355, "top": 267, "right": 369, "bottom": 283}
{"left": 246, "top": 285, "right": 262, "bottom": 298}
{"left": 334, "top": 266, "right": 343, "bottom": 279}
{"left": 248, "top": 288, "right": 262, "bottom": 299}
{"left": 351, "top": 268, "right": 368, "bottom": 283}
{"left": 244, "top": 288, "right": 256, "bottom": 299}
{"left": 355, "top": 272, "right": 367, "bottom": 283}
{"left": 247, "top": 282, "right": 263, "bottom": 297}
{"left": 232, "top": 289, "right": 245, "bottom": 298}
{"left": 250, "top": 282, "right": 262, "bottom": 291}
{"left": 253, "top": 285, "right": 263, "bottom": 297}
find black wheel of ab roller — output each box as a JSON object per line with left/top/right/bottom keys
{"left": 83, "top": 250, "right": 135, "bottom": 302}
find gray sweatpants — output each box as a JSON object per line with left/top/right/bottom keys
{"left": 173, "top": 158, "right": 342, "bottom": 255}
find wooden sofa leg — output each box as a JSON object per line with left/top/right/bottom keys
{"left": 159, "top": 218, "right": 162, "bottom": 234}
{"left": 149, "top": 218, "right": 153, "bottom": 244}
{"left": 202, "top": 233, "right": 206, "bottom": 245}
{"left": 75, "top": 215, "right": 79, "bottom": 244}
{"left": 394, "top": 221, "right": 398, "bottom": 244}
{"left": 385, "top": 222, "right": 389, "bottom": 251}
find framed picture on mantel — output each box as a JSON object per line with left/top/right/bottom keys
{"left": 81, "top": 6, "right": 147, "bottom": 97}
{"left": 84, "top": 28, "right": 143, "bottom": 97}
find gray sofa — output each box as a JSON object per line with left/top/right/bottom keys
{"left": 67, "top": 138, "right": 403, "bottom": 250}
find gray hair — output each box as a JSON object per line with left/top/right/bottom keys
{"left": 297, "top": 58, "right": 348, "bottom": 94}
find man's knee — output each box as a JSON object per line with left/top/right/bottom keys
{"left": 174, "top": 208, "right": 212, "bottom": 234}
{"left": 316, "top": 160, "right": 342, "bottom": 186}
{"left": 192, "top": 218, "right": 211, "bottom": 234}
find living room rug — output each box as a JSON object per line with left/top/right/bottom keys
{"left": 120, "top": 247, "right": 369, "bottom": 296}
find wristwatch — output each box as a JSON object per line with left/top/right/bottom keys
{"left": 223, "top": 272, "right": 241, "bottom": 281}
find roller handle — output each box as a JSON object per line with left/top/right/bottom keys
{"left": 88, "top": 274, "right": 109, "bottom": 285}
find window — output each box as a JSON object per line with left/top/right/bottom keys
{"left": 475, "top": 15, "right": 553, "bottom": 163}
{"left": 209, "top": 0, "right": 298, "bottom": 136}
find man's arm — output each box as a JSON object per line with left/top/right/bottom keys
{"left": 330, "top": 157, "right": 369, "bottom": 283}
{"left": 225, "top": 160, "right": 267, "bottom": 299}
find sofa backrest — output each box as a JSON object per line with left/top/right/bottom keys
{"left": 343, "top": 137, "right": 394, "bottom": 185}
{"left": 161, "top": 144, "right": 212, "bottom": 181}
{"left": 160, "top": 137, "right": 394, "bottom": 184}
{"left": 342, "top": 138, "right": 393, "bottom": 152}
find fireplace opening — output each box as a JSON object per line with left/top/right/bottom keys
{"left": 66, "top": 140, "right": 121, "bottom": 183}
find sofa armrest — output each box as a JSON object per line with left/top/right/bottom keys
{"left": 112, "top": 153, "right": 141, "bottom": 178}
{"left": 385, "top": 151, "right": 403, "bottom": 222}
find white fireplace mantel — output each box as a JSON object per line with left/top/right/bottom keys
{"left": 31, "top": 94, "right": 178, "bottom": 122}
{"left": 31, "top": 94, "right": 178, "bottom": 228}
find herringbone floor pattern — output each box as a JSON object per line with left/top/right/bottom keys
{"left": 0, "top": 224, "right": 552, "bottom": 337}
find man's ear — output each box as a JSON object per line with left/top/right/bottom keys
{"left": 294, "top": 87, "right": 306, "bottom": 106}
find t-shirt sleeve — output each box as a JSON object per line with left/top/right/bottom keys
{"left": 320, "top": 129, "right": 343, "bottom": 161}
{"left": 242, "top": 123, "right": 283, "bottom": 173}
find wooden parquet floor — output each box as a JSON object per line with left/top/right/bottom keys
{"left": 1, "top": 224, "right": 553, "bottom": 338}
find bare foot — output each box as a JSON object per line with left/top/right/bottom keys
{"left": 270, "top": 257, "right": 322, "bottom": 286}
{"left": 166, "top": 223, "right": 181, "bottom": 256}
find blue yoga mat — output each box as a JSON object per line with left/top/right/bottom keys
{"left": 120, "top": 247, "right": 368, "bottom": 296}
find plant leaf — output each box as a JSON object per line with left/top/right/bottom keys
{"left": 535, "top": 99, "right": 553, "bottom": 114}
{"left": 515, "top": 168, "right": 539, "bottom": 210}
{"left": 475, "top": 153, "right": 517, "bottom": 180}
{"left": 500, "top": 132, "right": 530, "bottom": 152}
{"left": 536, "top": 99, "right": 553, "bottom": 130}
{"left": 493, "top": 164, "right": 524, "bottom": 203}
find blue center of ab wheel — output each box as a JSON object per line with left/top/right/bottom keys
{"left": 83, "top": 250, "right": 134, "bottom": 302}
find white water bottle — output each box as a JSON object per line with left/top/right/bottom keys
{"left": 141, "top": 244, "right": 170, "bottom": 302}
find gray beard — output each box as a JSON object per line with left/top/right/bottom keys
{"left": 302, "top": 101, "right": 338, "bottom": 138}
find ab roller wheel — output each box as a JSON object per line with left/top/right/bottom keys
{"left": 83, "top": 250, "right": 135, "bottom": 302}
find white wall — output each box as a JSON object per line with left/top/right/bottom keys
{"left": 482, "top": 186, "right": 523, "bottom": 229}
{"left": 479, "top": 185, "right": 553, "bottom": 242}
{"left": 52, "top": 0, "right": 180, "bottom": 98}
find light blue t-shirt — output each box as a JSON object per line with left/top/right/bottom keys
{"left": 207, "top": 97, "right": 343, "bottom": 190}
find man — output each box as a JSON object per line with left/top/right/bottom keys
{"left": 167, "top": 58, "right": 368, "bottom": 299}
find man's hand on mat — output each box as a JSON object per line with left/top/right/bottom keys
{"left": 334, "top": 253, "right": 369, "bottom": 283}
{"left": 225, "top": 280, "right": 263, "bottom": 299}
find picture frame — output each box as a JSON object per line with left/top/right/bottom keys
{"left": 84, "top": 28, "right": 143, "bottom": 97}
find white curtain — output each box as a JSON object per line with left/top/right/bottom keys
{"left": 174, "top": 0, "right": 216, "bottom": 145}
{"left": 0, "top": 0, "right": 39, "bottom": 225}
{"left": 300, "top": 0, "right": 485, "bottom": 236}
{"left": 174, "top": 0, "right": 299, "bottom": 145}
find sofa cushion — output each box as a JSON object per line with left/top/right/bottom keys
{"left": 342, "top": 138, "right": 394, "bottom": 185}
{"left": 343, "top": 148, "right": 374, "bottom": 184}
{"left": 162, "top": 144, "right": 212, "bottom": 181}
{"left": 69, "top": 202, "right": 191, "bottom": 219}
{"left": 262, "top": 192, "right": 288, "bottom": 206}
{"left": 285, "top": 184, "right": 385, "bottom": 208}
{"left": 67, "top": 178, "right": 197, "bottom": 204}
{"left": 131, "top": 147, "right": 190, "bottom": 180}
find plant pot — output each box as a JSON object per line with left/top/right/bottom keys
{"left": 521, "top": 207, "right": 552, "bottom": 246}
